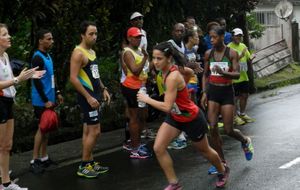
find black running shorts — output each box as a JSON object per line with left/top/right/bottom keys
{"left": 164, "top": 110, "right": 208, "bottom": 142}
{"left": 121, "top": 84, "right": 139, "bottom": 108}
{"left": 33, "top": 106, "right": 46, "bottom": 123}
{"left": 78, "top": 94, "right": 101, "bottom": 125}
{"left": 233, "top": 81, "right": 249, "bottom": 96}
{"left": 207, "top": 84, "right": 234, "bottom": 105}
{"left": 0, "top": 97, "right": 14, "bottom": 124}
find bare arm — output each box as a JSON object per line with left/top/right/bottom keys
{"left": 137, "top": 71, "right": 180, "bottom": 113}
{"left": 69, "top": 49, "right": 92, "bottom": 99}
{"left": 200, "top": 50, "right": 211, "bottom": 109}
{"left": 0, "top": 67, "right": 37, "bottom": 90}
{"left": 202, "top": 50, "right": 211, "bottom": 91}
{"left": 178, "top": 66, "right": 194, "bottom": 84}
{"left": 228, "top": 49, "right": 240, "bottom": 79}
{"left": 99, "top": 78, "right": 111, "bottom": 104}
{"left": 70, "top": 49, "right": 100, "bottom": 109}
{"left": 123, "top": 50, "right": 148, "bottom": 76}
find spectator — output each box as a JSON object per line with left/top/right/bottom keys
{"left": 30, "top": 29, "right": 63, "bottom": 174}
{"left": 0, "top": 23, "right": 38, "bottom": 190}
{"left": 216, "top": 17, "right": 232, "bottom": 45}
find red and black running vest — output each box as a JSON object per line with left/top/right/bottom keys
{"left": 163, "top": 65, "right": 199, "bottom": 122}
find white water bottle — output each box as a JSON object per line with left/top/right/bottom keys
{"left": 138, "top": 86, "right": 148, "bottom": 108}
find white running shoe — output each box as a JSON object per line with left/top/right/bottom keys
{"left": 3, "top": 183, "right": 28, "bottom": 190}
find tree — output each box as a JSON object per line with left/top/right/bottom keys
{"left": 0, "top": 0, "right": 262, "bottom": 151}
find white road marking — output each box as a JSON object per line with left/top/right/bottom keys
{"left": 279, "top": 157, "right": 300, "bottom": 169}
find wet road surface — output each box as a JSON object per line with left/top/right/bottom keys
{"left": 15, "top": 85, "right": 300, "bottom": 190}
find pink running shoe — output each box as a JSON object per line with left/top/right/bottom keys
{"left": 216, "top": 165, "right": 230, "bottom": 188}
{"left": 164, "top": 183, "right": 182, "bottom": 190}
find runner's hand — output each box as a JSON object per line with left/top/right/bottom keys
{"left": 87, "top": 96, "right": 100, "bottom": 109}
{"left": 137, "top": 91, "right": 149, "bottom": 103}
{"left": 45, "top": 101, "right": 55, "bottom": 108}
{"left": 141, "top": 45, "right": 148, "bottom": 58}
{"left": 57, "top": 94, "right": 64, "bottom": 105}
{"left": 17, "top": 67, "right": 38, "bottom": 82}
{"left": 102, "top": 89, "right": 111, "bottom": 105}
{"left": 213, "top": 65, "right": 224, "bottom": 75}
{"left": 194, "top": 62, "right": 203, "bottom": 74}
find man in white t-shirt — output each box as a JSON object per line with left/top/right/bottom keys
{"left": 129, "top": 12, "right": 147, "bottom": 50}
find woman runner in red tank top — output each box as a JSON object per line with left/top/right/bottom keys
{"left": 137, "top": 42, "right": 229, "bottom": 189}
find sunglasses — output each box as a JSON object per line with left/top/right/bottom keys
{"left": 132, "top": 17, "right": 143, "bottom": 21}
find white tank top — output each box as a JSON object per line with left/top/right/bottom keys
{"left": 0, "top": 53, "right": 16, "bottom": 98}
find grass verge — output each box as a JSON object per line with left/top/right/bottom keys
{"left": 254, "top": 62, "right": 300, "bottom": 92}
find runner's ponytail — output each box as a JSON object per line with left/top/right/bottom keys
{"left": 153, "top": 41, "right": 187, "bottom": 67}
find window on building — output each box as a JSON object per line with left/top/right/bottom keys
{"left": 254, "top": 11, "right": 279, "bottom": 26}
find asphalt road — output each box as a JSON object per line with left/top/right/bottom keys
{"left": 15, "top": 85, "right": 300, "bottom": 190}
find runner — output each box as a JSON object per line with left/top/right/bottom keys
{"left": 228, "top": 28, "right": 255, "bottom": 125}
{"left": 137, "top": 41, "right": 229, "bottom": 189}
{"left": 70, "top": 21, "right": 110, "bottom": 178}
{"left": 0, "top": 23, "right": 38, "bottom": 190}
{"left": 120, "top": 27, "right": 152, "bottom": 159}
{"left": 167, "top": 23, "right": 188, "bottom": 150}
{"left": 201, "top": 26, "right": 254, "bottom": 174}
{"left": 183, "top": 29, "right": 203, "bottom": 104}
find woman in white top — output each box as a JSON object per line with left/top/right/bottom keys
{"left": 0, "top": 23, "right": 39, "bottom": 190}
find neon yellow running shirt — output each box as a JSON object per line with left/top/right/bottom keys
{"left": 227, "top": 42, "right": 251, "bottom": 83}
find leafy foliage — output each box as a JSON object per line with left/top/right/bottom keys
{"left": 246, "top": 13, "right": 266, "bottom": 39}
{"left": 0, "top": 0, "right": 260, "bottom": 151}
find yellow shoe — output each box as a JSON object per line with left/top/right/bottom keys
{"left": 208, "top": 122, "right": 224, "bottom": 130}
{"left": 234, "top": 115, "right": 246, "bottom": 126}
{"left": 240, "top": 114, "right": 255, "bottom": 123}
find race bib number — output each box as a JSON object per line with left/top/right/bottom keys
{"left": 90, "top": 65, "right": 100, "bottom": 79}
{"left": 171, "top": 103, "right": 182, "bottom": 115}
{"left": 210, "top": 62, "right": 229, "bottom": 76}
{"left": 89, "top": 110, "right": 99, "bottom": 118}
{"left": 239, "top": 62, "right": 248, "bottom": 72}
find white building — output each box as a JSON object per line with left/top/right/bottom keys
{"left": 251, "top": 0, "right": 300, "bottom": 51}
